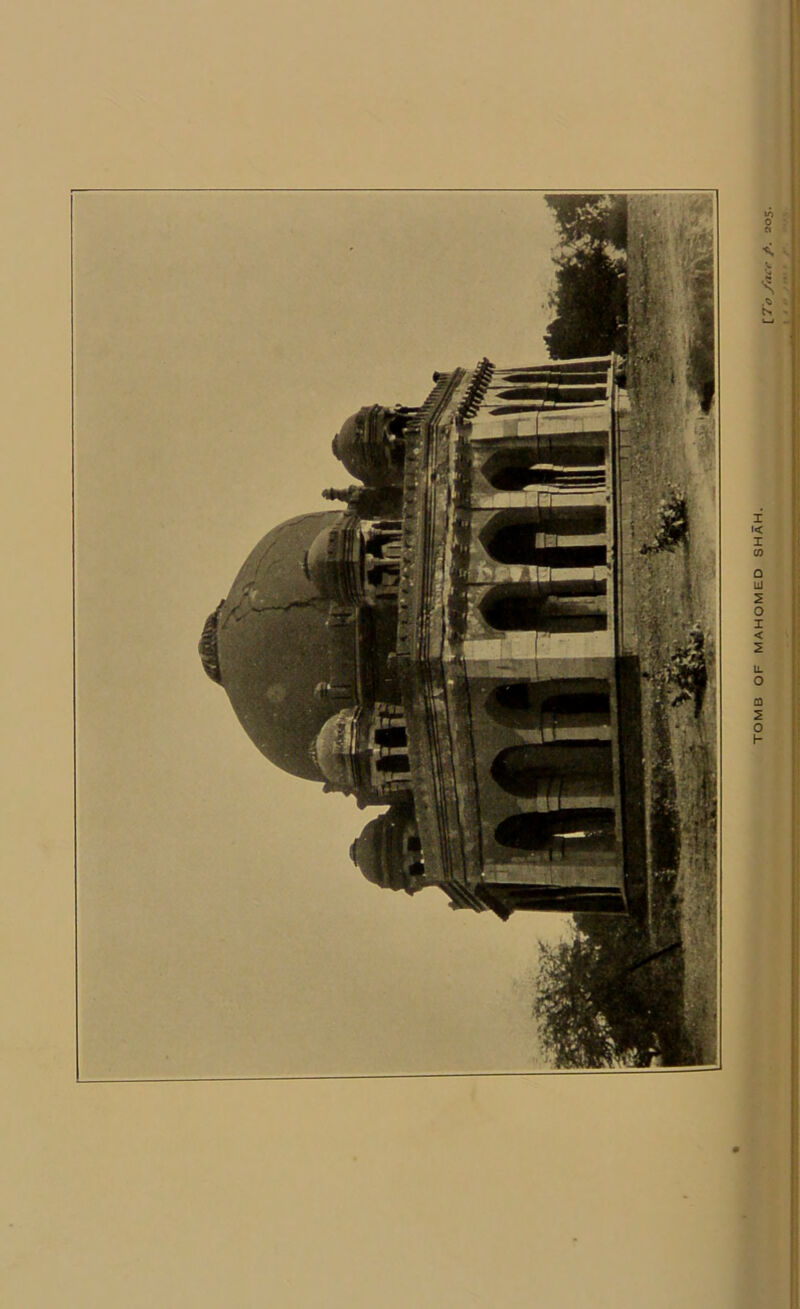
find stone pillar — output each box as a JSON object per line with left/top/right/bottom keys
{"left": 520, "top": 524, "right": 606, "bottom": 551}
{"left": 362, "top": 519, "right": 402, "bottom": 602}
{"left": 529, "top": 775, "right": 614, "bottom": 811}
{"left": 525, "top": 564, "right": 608, "bottom": 596}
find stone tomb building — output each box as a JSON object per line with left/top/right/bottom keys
{"left": 200, "top": 355, "right": 646, "bottom": 920}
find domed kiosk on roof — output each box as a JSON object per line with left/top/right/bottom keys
{"left": 200, "top": 352, "right": 647, "bottom": 920}
{"left": 331, "top": 404, "right": 414, "bottom": 486}
{"left": 312, "top": 706, "right": 366, "bottom": 794}
{"left": 311, "top": 702, "right": 413, "bottom": 801}
{"left": 349, "top": 807, "right": 425, "bottom": 894}
{"left": 303, "top": 515, "right": 364, "bottom": 606}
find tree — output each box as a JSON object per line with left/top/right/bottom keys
{"left": 533, "top": 914, "right": 687, "bottom": 1069}
{"left": 534, "top": 932, "right": 633, "bottom": 1069}
{"left": 545, "top": 193, "right": 628, "bottom": 251}
{"left": 543, "top": 194, "right": 628, "bottom": 359}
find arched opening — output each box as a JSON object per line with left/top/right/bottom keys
{"left": 498, "top": 362, "right": 609, "bottom": 384}
{"left": 490, "top": 743, "right": 613, "bottom": 798}
{"left": 494, "top": 810, "right": 616, "bottom": 852}
{"left": 483, "top": 519, "right": 606, "bottom": 568}
{"left": 494, "top": 383, "right": 606, "bottom": 405}
{"left": 498, "top": 366, "right": 555, "bottom": 379}
{"left": 385, "top": 410, "right": 409, "bottom": 440}
{"left": 481, "top": 587, "right": 607, "bottom": 633}
{"left": 502, "top": 885, "right": 624, "bottom": 912}
{"left": 486, "top": 463, "right": 605, "bottom": 492}
{"left": 489, "top": 463, "right": 545, "bottom": 491}
{"left": 374, "top": 724, "right": 407, "bottom": 749}
{"left": 365, "top": 562, "right": 401, "bottom": 598}
{"left": 495, "top": 385, "right": 550, "bottom": 403}
{"left": 481, "top": 449, "right": 606, "bottom": 492}
{"left": 485, "top": 682, "right": 611, "bottom": 734}
{"left": 488, "top": 681, "right": 540, "bottom": 723}
{"left": 363, "top": 522, "right": 402, "bottom": 601}
{"left": 541, "top": 692, "right": 610, "bottom": 717}
{"left": 541, "top": 691, "right": 611, "bottom": 735}
{"left": 366, "top": 525, "right": 401, "bottom": 557}
{"left": 483, "top": 505, "right": 606, "bottom": 536}
{"left": 376, "top": 753, "right": 410, "bottom": 775}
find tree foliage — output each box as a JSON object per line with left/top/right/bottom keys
{"left": 546, "top": 193, "right": 628, "bottom": 250}
{"left": 544, "top": 194, "right": 628, "bottom": 359}
{"left": 534, "top": 933, "right": 626, "bottom": 1069}
{"left": 534, "top": 914, "right": 685, "bottom": 1069}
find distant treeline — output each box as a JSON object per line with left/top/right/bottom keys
{"left": 544, "top": 194, "right": 628, "bottom": 360}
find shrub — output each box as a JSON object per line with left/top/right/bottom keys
{"left": 660, "top": 624, "right": 707, "bottom": 710}
{"left": 640, "top": 485, "right": 688, "bottom": 554}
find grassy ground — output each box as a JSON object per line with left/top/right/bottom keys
{"left": 626, "top": 192, "right": 718, "bottom": 1064}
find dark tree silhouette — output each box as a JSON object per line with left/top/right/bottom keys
{"left": 534, "top": 933, "right": 623, "bottom": 1068}
{"left": 534, "top": 916, "right": 687, "bottom": 1068}
{"left": 545, "top": 193, "right": 628, "bottom": 250}
{"left": 543, "top": 194, "right": 628, "bottom": 359}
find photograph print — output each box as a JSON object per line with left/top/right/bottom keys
{"left": 73, "top": 189, "right": 718, "bottom": 1078}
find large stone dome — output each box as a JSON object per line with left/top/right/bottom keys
{"left": 202, "top": 512, "right": 341, "bottom": 781}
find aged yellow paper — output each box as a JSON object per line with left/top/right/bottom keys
{"left": 2, "top": 1, "right": 794, "bottom": 1305}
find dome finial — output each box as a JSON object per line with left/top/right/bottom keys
{"left": 198, "top": 600, "right": 225, "bottom": 684}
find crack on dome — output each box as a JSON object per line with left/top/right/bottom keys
{"left": 225, "top": 589, "right": 326, "bottom": 624}
{"left": 220, "top": 515, "right": 332, "bottom": 628}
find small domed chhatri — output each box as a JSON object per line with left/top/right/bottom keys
{"left": 312, "top": 707, "right": 365, "bottom": 794}
{"left": 303, "top": 516, "right": 364, "bottom": 606}
{"left": 201, "top": 353, "right": 647, "bottom": 918}
{"left": 311, "top": 703, "right": 412, "bottom": 803}
{"left": 331, "top": 403, "right": 415, "bottom": 486}
{"left": 350, "top": 808, "right": 425, "bottom": 894}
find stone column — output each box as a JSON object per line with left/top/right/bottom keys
{"left": 530, "top": 776, "right": 614, "bottom": 810}
{"left": 527, "top": 564, "right": 608, "bottom": 596}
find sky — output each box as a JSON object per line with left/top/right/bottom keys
{"left": 73, "top": 189, "right": 575, "bottom": 1079}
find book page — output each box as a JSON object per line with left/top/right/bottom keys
{"left": 1, "top": 0, "right": 794, "bottom": 1304}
